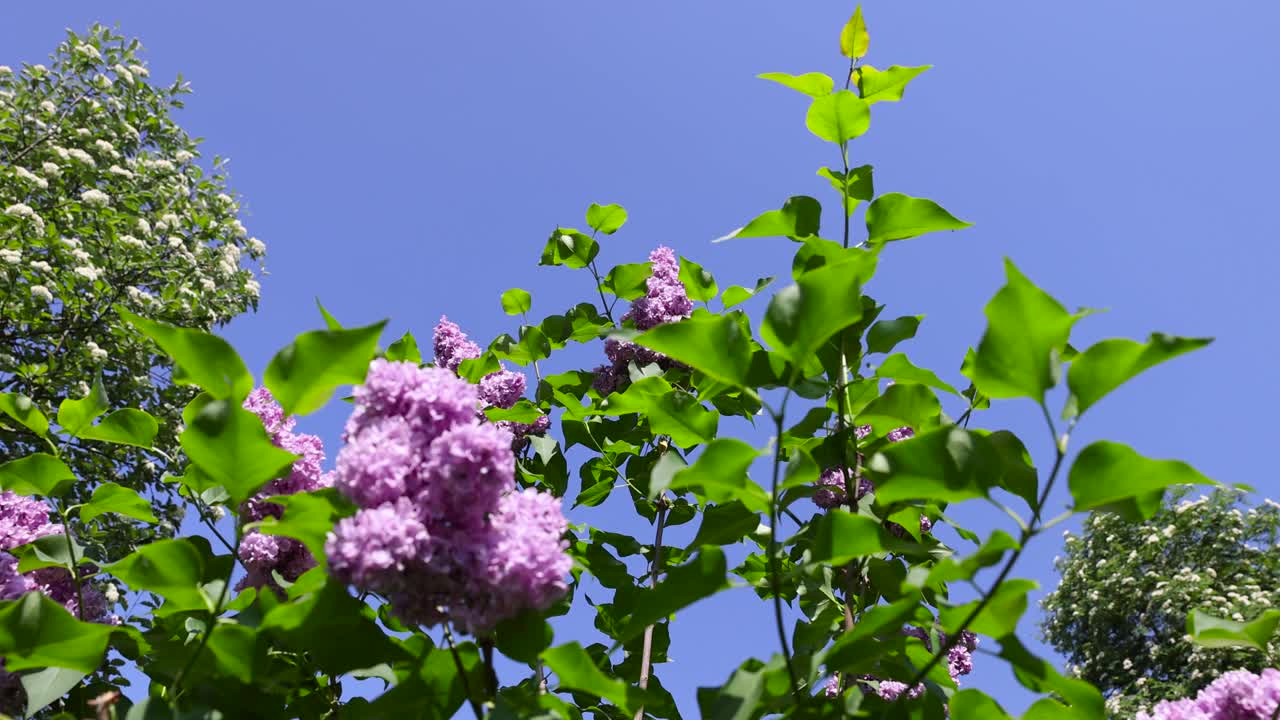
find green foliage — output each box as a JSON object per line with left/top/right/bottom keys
{"left": 864, "top": 193, "right": 971, "bottom": 245}
{"left": 80, "top": 482, "right": 157, "bottom": 524}
{"left": 179, "top": 394, "right": 299, "bottom": 505}
{"left": 716, "top": 196, "right": 821, "bottom": 242}
{"left": 805, "top": 91, "right": 870, "bottom": 145}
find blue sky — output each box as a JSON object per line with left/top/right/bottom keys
{"left": 5, "top": 1, "right": 1279, "bottom": 714}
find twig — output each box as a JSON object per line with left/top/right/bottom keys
{"left": 632, "top": 496, "right": 669, "bottom": 720}
{"left": 442, "top": 623, "right": 484, "bottom": 720}
{"left": 766, "top": 390, "right": 803, "bottom": 701}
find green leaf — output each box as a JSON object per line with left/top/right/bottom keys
{"left": 22, "top": 666, "right": 87, "bottom": 716}
{"left": 257, "top": 488, "right": 357, "bottom": 569}
{"left": 761, "top": 261, "right": 863, "bottom": 366}
{"left": 264, "top": 321, "right": 387, "bottom": 416}
{"left": 715, "top": 196, "right": 821, "bottom": 242}
{"left": 495, "top": 610, "right": 553, "bottom": 664}
{"left": 602, "top": 262, "right": 652, "bottom": 300}
{"left": 586, "top": 203, "right": 628, "bottom": 235}
{"left": 1187, "top": 608, "right": 1280, "bottom": 652}
{"left": 596, "top": 377, "right": 718, "bottom": 447}
{"left": 949, "top": 689, "right": 1012, "bottom": 719}
{"left": 1067, "top": 334, "right": 1211, "bottom": 416}
{"left": 998, "top": 635, "right": 1106, "bottom": 716}
{"left": 758, "top": 72, "right": 834, "bottom": 98}
{"left": 722, "top": 277, "right": 775, "bottom": 309}
{"left": 679, "top": 256, "right": 718, "bottom": 302}
{"left": 940, "top": 578, "right": 1037, "bottom": 638}
{"left": 205, "top": 623, "right": 258, "bottom": 683}
{"left": 261, "top": 579, "right": 405, "bottom": 674}
{"left": 857, "top": 65, "right": 930, "bottom": 104}
{"left": 539, "top": 228, "right": 599, "bottom": 269}
{"left": 805, "top": 90, "right": 870, "bottom": 145}
{"left": 14, "top": 534, "right": 84, "bottom": 573}
{"left": 484, "top": 399, "right": 544, "bottom": 424}
{"left": 74, "top": 409, "right": 159, "bottom": 448}
{"left": 817, "top": 164, "right": 874, "bottom": 214}
{"left": 55, "top": 378, "right": 108, "bottom": 436}
{"left": 501, "top": 288, "right": 533, "bottom": 316}
{"left": 0, "top": 393, "right": 49, "bottom": 437}
{"left": 611, "top": 547, "right": 728, "bottom": 643}
{"left": 669, "top": 439, "right": 769, "bottom": 513}
{"left": 575, "top": 457, "right": 616, "bottom": 509}
{"left": 0, "top": 592, "right": 114, "bottom": 673}
{"left": 865, "top": 427, "right": 998, "bottom": 504}
{"left": 961, "top": 259, "right": 1077, "bottom": 402}
{"left": 875, "top": 353, "right": 959, "bottom": 396}
{"left": 385, "top": 332, "right": 422, "bottom": 364}
{"left": 104, "top": 539, "right": 210, "bottom": 613}
{"left": 689, "top": 502, "right": 759, "bottom": 548}
{"left": 542, "top": 642, "right": 639, "bottom": 715}
{"left": 316, "top": 298, "right": 344, "bottom": 329}
{"left": 922, "top": 530, "right": 1021, "bottom": 589}
{"left": 865, "top": 315, "right": 921, "bottom": 354}
{"left": 81, "top": 482, "right": 156, "bottom": 524}
{"left": 180, "top": 395, "right": 299, "bottom": 506}
{"left": 864, "top": 193, "right": 972, "bottom": 244}
{"left": 635, "top": 314, "right": 753, "bottom": 388}
{"left": 647, "top": 451, "right": 687, "bottom": 501}
{"left": 0, "top": 453, "right": 76, "bottom": 497}
{"left": 119, "top": 309, "right": 253, "bottom": 402}
{"left": 839, "top": 6, "right": 869, "bottom": 59}
{"left": 811, "top": 510, "right": 888, "bottom": 564}
{"left": 856, "top": 382, "right": 942, "bottom": 435}
{"left": 697, "top": 662, "right": 764, "bottom": 720}
{"left": 1068, "top": 441, "right": 1213, "bottom": 520}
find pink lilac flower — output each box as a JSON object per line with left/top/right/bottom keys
{"left": 622, "top": 246, "right": 693, "bottom": 331}
{"left": 814, "top": 466, "right": 873, "bottom": 509}
{"left": 345, "top": 360, "right": 480, "bottom": 441}
{"left": 429, "top": 318, "right": 548, "bottom": 445}
{"left": 593, "top": 246, "right": 694, "bottom": 392}
{"left": 1138, "top": 668, "right": 1280, "bottom": 719}
{"left": 886, "top": 426, "right": 915, "bottom": 443}
{"left": 0, "top": 492, "right": 114, "bottom": 712}
{"left": 823, "top": 674, "right": 842, "bottom": 698}
{"left": 871, "top": 679, "right": 924, "bottom": 701}
{"left": 327, "top": 360, "right": 570, "bottom": 634}
{"left": 479, "top": 370, "right": 525, "bottom": 410}
{"left": 432, "top": 315, "right": 481, "bottom": 372}
{"left": 326, "top": 498, "right": 431, "bottom": 593}
{"left": 237, "top": 388, "right": 333, "bottom": 591}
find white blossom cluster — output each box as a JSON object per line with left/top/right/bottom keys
{"left": 1042, "top": 487, "right": 1280, "bottom": 717}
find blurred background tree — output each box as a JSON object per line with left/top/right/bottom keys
{"left": 0, "top": 24, "right": 265, "bottom": 556}
{"left": 1042, "top": 487, "right": 1280, "bottom": 717}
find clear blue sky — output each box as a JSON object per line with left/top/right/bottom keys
{"left": 5, "top": 2, "right": 1279, "bottom": 714}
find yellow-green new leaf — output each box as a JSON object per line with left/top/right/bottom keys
{"left": 840, "top": 6, "right": 870, "bottom": 59}
{"left": 805, "top": 91, "right": 870, "bottom": 145}
{"left": 865, "top": 193, "right": 972, "bottom": 245}
{"left": 758, "top": 72, "right": 834, "bottom": 98}
{"left": 857, "top": 64, "right": 930, "bottom": 104}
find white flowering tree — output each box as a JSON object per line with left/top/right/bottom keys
{"left": 0, "top": 25, "right": 265, "bottom": 552}
{"left": 1041, "top": 488, "right": 1280, "bottom": 717}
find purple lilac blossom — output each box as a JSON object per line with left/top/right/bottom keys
{"left": 346, "top": 360, "right": 480, "bottom": 441}
{"left": 479, "top": 370, "right": 525, "bottom": 410}
{"left": 237, "top": 388, "right": 333, "bottom": 591}
{"left": 432, "top": 315, "right": 482, "bottom": 372}
{"left": 0, "top": 493, "right": 114, "bottom": 711}
{"left": 1138, "top": 668, "right": 1280, "bottom": 720}
{"left": 887, "top": 426, "right": 915, "bottom": 443}
{"left": 823, "top": 675, "right": 841, "bottom": 698}
{"left": 327, "top": 498, "right": 431, "bottom": 592}
{"left": 814, "top": 466, "right": 873, "bottom": 509}
{"left": 593, "top": 246, "right": 694, "bottom": 391}
{"left": 871, "top": 679, "right": 924, "bottom": 701}
{"left": 622, "top": 246, "right": 694, "bottom": 330}
{"left": 326, "top": 359, "right": 570, "bottom": 633}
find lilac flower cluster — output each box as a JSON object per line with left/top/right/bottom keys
{"left": 593, "top": 246, "right": 693, "bottom": 395}
{"left": 0, "top": 491, "right": 113, "bottom": 713}
{"left": 813, "top": 426, "right": 931, "bottom": 537}
{"left": 237, "top": 388, "right": 332, "bottom": 592}
{"left": 432, "top": 317, "right": 550, "bottom": 443}
{"left": 325, "top": 359, "right": 571, "bottom": 634}
{"left": 1137, "top": 669, "right": 1280, "bottom": 720}
{"left": 829, "top": 627, "right": 977, "bottom": 703}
